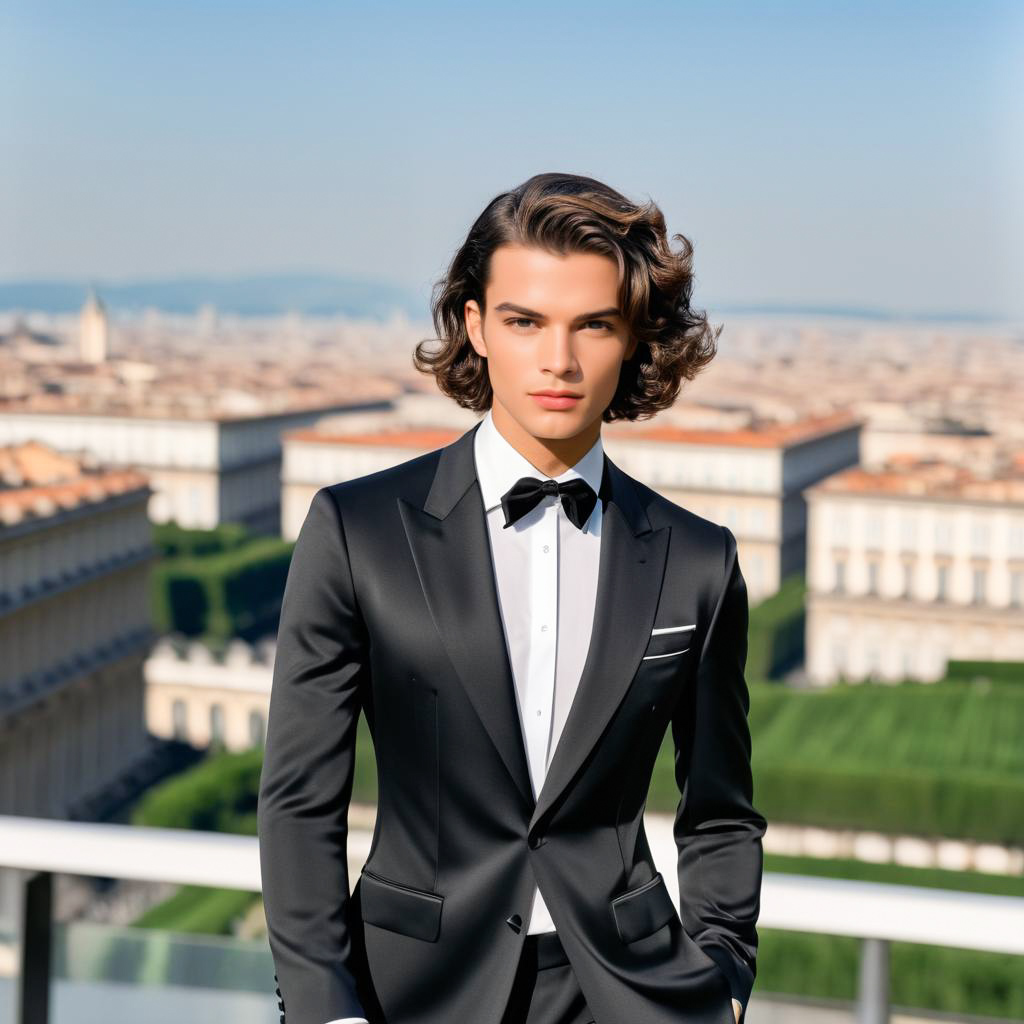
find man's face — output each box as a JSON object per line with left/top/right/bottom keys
{"left": 464, "top": 243, "right": 637, "bottom": 453}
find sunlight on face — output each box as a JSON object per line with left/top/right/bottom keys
{"left": 464, "top": 244, "right": 637, "bottom": 463}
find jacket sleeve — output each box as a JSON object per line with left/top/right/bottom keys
{"left": 671, "top": 525, "right": 767, "bottom": 1022}
{"left": 258, "top": 487, "right": 369, "bottom": 1024}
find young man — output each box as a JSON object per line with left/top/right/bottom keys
{"left": 258, "top": 173, "right": 766, "bottom": 1024}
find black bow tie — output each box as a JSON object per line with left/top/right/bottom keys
{"left": 500, "top": 475, "right": 599, "bottom": 531}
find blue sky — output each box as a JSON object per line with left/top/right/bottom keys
{"left": 2, "top": 0, "right": 1022, "bottom": 319}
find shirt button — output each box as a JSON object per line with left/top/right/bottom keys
{"left": 536, "top": 709, "right": 542, "bottom": 716}
{"left": 540, "top": 624, "right": 548, "bottom": 632}
{"left": 542, "top": 545, "right": 549, "bottom": 552}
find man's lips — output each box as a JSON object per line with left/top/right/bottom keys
{"left": 530, "top": 392, "right": 583, "bottom": 409}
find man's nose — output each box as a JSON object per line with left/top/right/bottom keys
{"left": 540, "top": 328, "right": 576, "bottom": 373}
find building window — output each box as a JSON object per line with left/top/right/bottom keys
{"left": 750, "top": 553, "right": 764, "bottom": 593}
{"left": 866, "top": 648, "right": 881, "bottom": 679}
{"left": 834, "top": 560, "right": 846, "bottom": 593}
{"left": 901, "top": 562, "right": 913, "bottom": 599}
{"left": 171, "top": 699, "right": 187, "bottom": 741}
{"left": 1010, "top": 523, "right": 1024, "bottom": 559}
{"left": 866, "top": 560, "right": 880, "bottom": 596}
{"left": 971, "top": 567, "right": 987, "bottom": 605}
{"left": 1011, "top": 570, "right": 1024, "bottom": 608}
{"left": 901, "top": 648, "right": 914, "bottom": 680}
{"left": 970, "top": 521, "right": 990, "bottom": 558}
{"left": 832, "top": 643, "right": 847, "bottom": 677}
{"left": 936, "top": 565, "right": 949, "bottom": 602}
{"left": 249, "top": 709, "right": 266, "bottom": 748}
{"left": 865, "top": 514, "right": 883, "bottom": 550}
{"left": 899, "top": 513, "right": 916, "bottom": 553}
{"left": 210, "top": 703, "right": 225, "bottom": 748}
{"left": 831, "top": 511, "right": 850, "bottom": 545}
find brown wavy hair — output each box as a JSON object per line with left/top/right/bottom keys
{"left": 412, "top": 172, "right": 721, "bottom": 422}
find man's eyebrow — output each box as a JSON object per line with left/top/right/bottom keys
{"left": 493, "top": 302, "right": 622, "bottom": 320}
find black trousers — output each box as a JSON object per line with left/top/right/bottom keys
{"left": 499, "top": 930, "right": 595, "bottom": 1024}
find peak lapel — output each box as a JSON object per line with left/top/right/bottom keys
{"left": 529, "top": 457, "right": 670, "bottom": 832}
{"left": 398, "top": 421, "right": 535, "bottom": 811}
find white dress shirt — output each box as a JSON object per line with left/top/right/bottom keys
{"left": 474, "top": 407, "right": 605, "bottom": 935}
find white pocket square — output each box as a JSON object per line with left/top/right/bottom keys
{"left": 642, "top": 647, "right": 690, "bottom": 661}
{"left": 642, "top": 623, "right": 695, "bottom": 661}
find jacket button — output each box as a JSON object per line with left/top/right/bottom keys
{"left": 529, "top": 833, "right": 543, "bottom": 849}
{"left": 506, "top": 914, "right": 523, "bottom": 932}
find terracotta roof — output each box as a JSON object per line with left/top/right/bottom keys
{"left": 0, "top": 392, "right": 387, "bottom": 424}
{"left": 0, "top": 441, "right": 149, "bottom": 527}
{"left": 284, "top": 413, "right": 862, "bottom": 452}
{"left": 604, "top": 411, "right": 861, "bottom": 448}
{"left": 810, "top": 457, "right": 1024, "bottom": 503}
{"left": 0, "top": 439, "right": 83, "bottom": 486}
{"left": 284, "top": 427, "right": 464, "bottom": 448}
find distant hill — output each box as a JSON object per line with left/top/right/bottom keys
{"left": 710, "top": 302, "right": 1010, "bottom": 324}
{"left": 0, "top": 273, "right": 428, "bottom": 319}
{"left": 0, "top": 274, "right": 1011, "bottom": 325}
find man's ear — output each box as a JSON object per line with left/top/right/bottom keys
{"left": 464, "top": 299, "right": 487, "bottom": 359}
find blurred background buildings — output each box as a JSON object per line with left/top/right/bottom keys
{"left": 2, "top": 0, "right": 1021, "bottom": 1019}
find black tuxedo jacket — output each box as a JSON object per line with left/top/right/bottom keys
{"left": 257, "top": 419, "right": 766, "bottom": 1024}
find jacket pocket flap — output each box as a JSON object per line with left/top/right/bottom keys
{"left": 610, "top": 871, "right": 676, "bottom": 944}
{"left": 360, "top": 868, "right": 444, "bottom": 942}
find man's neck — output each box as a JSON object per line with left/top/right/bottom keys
{"left": 489, "top": 404, "right": 601, "bottom": 478}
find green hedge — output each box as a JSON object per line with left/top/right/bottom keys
{"left": 132, "top": 885, "right": 258, "bottom": 936}
{"left": 750, "top": 762, "right": 1024, "bottom": 845}
{"left": 747, "top": 574, "right": 805, "bottom": 680}
{"left": 131, "top": 749, "right": 266, "bottom": 935}
{"left": 131, "top": 747, "right": 263, "bottom": 835}
{"left": 150, "top": 535, "right": 295, "bottom": 643}
{"left": 153, "top": 521, "right": 251, "bottom": 558}
{"left": 945, "top": 660, "right": 1024, "bottom": 686}
{"left": 647, "top": 678, "right": 1024, "bottom": 844}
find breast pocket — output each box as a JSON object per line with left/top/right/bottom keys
{"left": 641, "top": 623, "right": 696, "bottom": 662}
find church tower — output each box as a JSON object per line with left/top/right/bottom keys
{"left": 79, "top": 286, "right": 109, "bottom": 363}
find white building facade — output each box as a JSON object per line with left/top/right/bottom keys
{"left": 0, "top": 446, "right": 156, "bottom": 822}
{"left": 144, "top": 637, "right": 275, "bottom": 752}
{"left": 805, "top": 459, "right": 1024, "bottom": 684}
{"left": 602, "top": 414, "right": 862, "bottom": 603}
{"left": 0, "top": 401, "right": 382, "bottom": 533}
{"left": 280, "top": 426, "right": 462, "bottom": 540}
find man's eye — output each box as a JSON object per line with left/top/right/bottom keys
{"left": 504, "top": 317, "right": 612, "bottom": 330}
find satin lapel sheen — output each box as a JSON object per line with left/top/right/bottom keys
{"left": 398, "top": 420, "right": 671, "bottom": 827}
{"left": 398, "top": 421, "right": 534, "bottom": 811}
{"left": 530, "top": 460, "right": 670, "bottom": 832}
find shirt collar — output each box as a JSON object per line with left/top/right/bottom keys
{"left": 473, "top": 407, "right": 605, "bottom": 520}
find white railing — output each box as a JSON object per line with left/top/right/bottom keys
{"left": 0, "top": 814, "right": 1022, "bottom": 1024}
